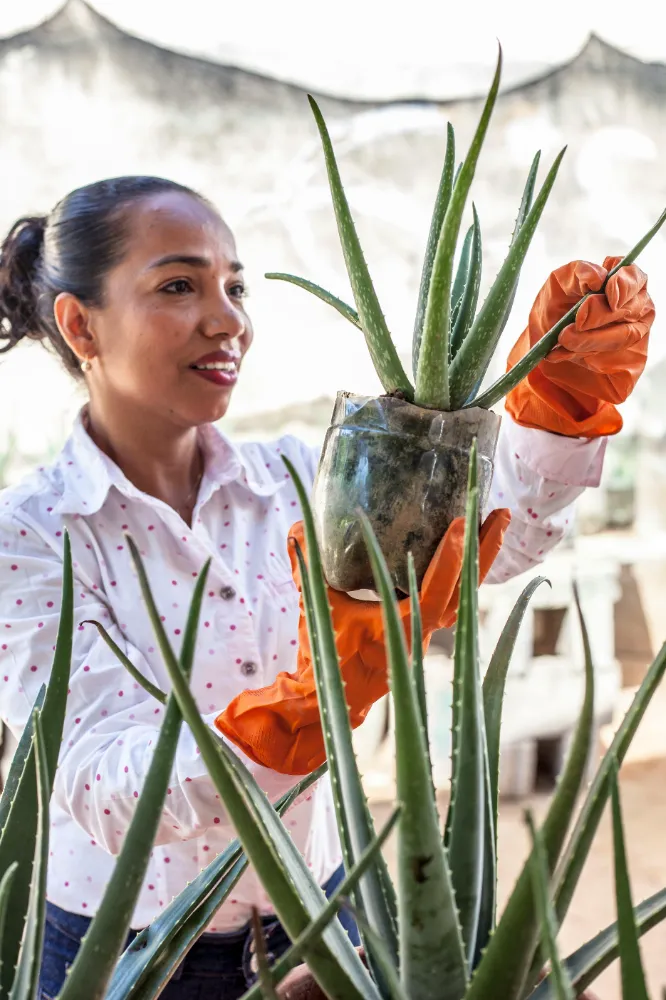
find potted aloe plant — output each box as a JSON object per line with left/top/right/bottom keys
{"left": 267, "top": 49, "right": 666, "bottom": 594}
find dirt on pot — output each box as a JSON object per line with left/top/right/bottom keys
{"left": 312, "top": 392, "right": 501, "bottom": 594}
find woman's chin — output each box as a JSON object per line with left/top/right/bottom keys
{"left": 182, "top": 392, "right": 235, "bottom": 427}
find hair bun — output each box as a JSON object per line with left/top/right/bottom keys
{"left": 0, "top": 215, "right": 48, "bottom": 353}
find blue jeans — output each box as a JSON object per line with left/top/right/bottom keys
{"left": 39, "top": 864, "right": 359, "bottom": 1000}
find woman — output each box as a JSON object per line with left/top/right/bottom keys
{"left": 0, "top": 176, "right": 652, "bottom": 999}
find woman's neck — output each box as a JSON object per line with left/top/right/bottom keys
{"left": 84, "top": 399, "right": 204, "bottom": 523}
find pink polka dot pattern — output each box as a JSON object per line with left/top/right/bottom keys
{"left": 0, "top": 415, "right": 600, "bottom": 932}
{"left": 483, "top": 419, "right": 606, "bottom": 585}
{"left": 0, "top": 424, "right": 338, "bottom": 931}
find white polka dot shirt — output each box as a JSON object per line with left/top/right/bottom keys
{"left": 0, "top": 409, "right": 606, "bottom": 930}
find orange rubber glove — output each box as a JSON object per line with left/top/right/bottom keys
{"left": 215, "top": 509, "right": 511, "bottom": 775}
{"left": 506, "top": 256, "right": 655, "bottom": 438}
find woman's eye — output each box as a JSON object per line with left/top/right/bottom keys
{"left": 161, "top": 278, "right": 193, "bottom": 295}
{"left": 229, "top": 282, "right": 247, "bottom": 300}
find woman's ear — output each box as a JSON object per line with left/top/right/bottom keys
{"left": 53, "top": 292, "right": 96, "bottom": 363}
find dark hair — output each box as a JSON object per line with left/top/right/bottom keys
{"left": 0, "top": 176, "right": 212, "bottom": 378}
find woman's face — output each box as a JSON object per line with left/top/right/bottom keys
{"left": 65, "top": 191, "right": 253, "bottom": 429}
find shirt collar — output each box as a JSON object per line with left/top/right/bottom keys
{"left": 53, "top": 408, "right": 284, "bottom": 517}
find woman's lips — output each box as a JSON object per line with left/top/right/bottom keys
{"left": 190, "top": 366, "right": 238, "bottom": 387}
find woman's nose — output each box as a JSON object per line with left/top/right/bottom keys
{"left": 200, "top": 291, "right": 246, "bottom": 339}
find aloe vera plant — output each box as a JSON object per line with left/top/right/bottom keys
{"left": 2, "top": 463, "right": 666, "bottom": 998}
{"left": 223, "top": 456, "right": 666, "bottom": 1000}
{"left": 267, "top": 49, "right": 666, "bottom": 412}
{"left": 0, "top": 539, "right": 343, "bottom": 999}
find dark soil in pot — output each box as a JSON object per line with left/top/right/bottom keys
{"left": 312, "top": 392, "right": 501, "bottom": 595}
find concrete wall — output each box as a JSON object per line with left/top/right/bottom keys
{"left": 1, "top": 1, "right": 666, "bottom": 467}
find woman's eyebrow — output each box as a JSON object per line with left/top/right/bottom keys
{"left": 148, "top": 254, "right": 244, "bottom": 271}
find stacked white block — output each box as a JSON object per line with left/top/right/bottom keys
{"left": 355, "top": 551, "right": 622, "bottom": 800}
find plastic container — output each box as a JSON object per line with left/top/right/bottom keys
{"left": 312, "top": 392, "right": 501, "bottom": 594}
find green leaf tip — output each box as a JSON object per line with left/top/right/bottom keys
{"left": 610, "top": 759, "right": 650, "bottom": 1000}
{"left": 306, "top": 94, "right": 414, "bottom": 400}
{"left": 526, "top": 810, "right": 576, "bottom": 1000}
{"left": 265, "top": 273, "right": 362, "bottom": 330}
{"left": 415, "top": 47, "right": 502, "bottom": 410}
{"left": 412, "top": 120, "right": 457, "bottom": 379}
{"left": 474, "top": 202, "right": 666, "bottom": 411}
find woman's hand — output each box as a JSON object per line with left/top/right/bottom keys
{"left": 215, "top": 509, "right": 510, "bottom": 775}
{"left": 505, "top": 257, "right": 655, "bottom": 438}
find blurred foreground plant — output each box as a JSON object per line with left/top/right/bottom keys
{"left": 232, "top": 453, "right": 666, "bottom": 1000}
{"left": 1, "top": 455, "right": 665, "bottom": 998}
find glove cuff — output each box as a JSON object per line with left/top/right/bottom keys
{"left": 505, "top": 380, "right": 622, "bottom": 438}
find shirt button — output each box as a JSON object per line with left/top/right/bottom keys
{"left": 219, "top": 586, "right": 236, "bottom": 601}
{"left": 240, "top": 660, "right": 257, "bottom": 677}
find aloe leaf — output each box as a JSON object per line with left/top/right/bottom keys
{"left": 472, "top": 206, "right": 666, "bottom": 412}
{"left": 241, "top": 807, "right": 401, "bottom": 1000}
{"left": 60, "top": 560, "right": 211, "bottom": 1000}
{"left": 408, "top": 554, "right": 432, "bottom": 781}
{"left": 484, "top": 577, "right": 550, "bottom": 828}
{"left": 292, "top": 532, "right": 398, "bottom": 992}
{"left": 415, "top": 47, "right": 502, "bottom": 410}
{"left": 474, "top": 787, "right": 497, "bottom": 973}
{"left": 296, "top": 535, "right": 397, "bottom": 996}
{"left": 0, "top": 686, "right": 45, "bottom": 834}
{"left": 445, "top": 444, "right": 493, "bottom": 969}
{"left": 117, "top": 853, "right": 247, "bottom": 1000}
{"left": 530, "top": 888, "right": 666, "bottom": 999}
{"left": 112, "top": 769, "right": 326, "bottom": 1000}
{"left": 525, "top": 811, "right": 575, "bottom": 1000}
{"left": 0, "top": 863, "right": 17, "bottom": 976}
{"left": 82, "top": 618, "right": 167, "bottom": 704}
{"left": 468, "top": 584, "right": 595, "bottom": 1000}
{"left": 469, "top": 294, "right": 589, "bottom": 411}
{"left": 307, "top": 95, "right": 413, "bottom": 399}
{"left": 475, "top": 576, "right": 550, "bottom": 969}
{"left": 605, "top": 205, "right": 666, "bottom": 276}
{"left": 128, "top": 855, "right": 248, "bottom": 1000}
{"left": 265, "top": 273, "right": 362, "bottom": 330}
{"left": 513, "top": 152, "right": 541, "bottom": 241}
{"left": 609, "top": 761, "right": 650, "bottom": 1000}
{"left": 473, "top": 830, "right": 496, "bottom": 974}
{"left": 190, "top": 729, "right": 381, "bottom": 998}
{"left": 475, "top": 151, "right": 541, "bottom": 379}
{"left": 360, "top": 510, "right": 467, "bottom": 999}
{"left": 524, "top": 636, "right": 666, "bottom": 997}
{"left": 443, "top": 444, "right": 476, "bottom": 847}
{"left": 116, "top": 535, "right": 377, "bottom": 997}
{"left": 552, "top": 640, "right": 666, "bottom": 934}
{"left": 251, "top": 909, "right": 281, "bottom": 1000}
{"left": 133, "top": 550, "right": 380, "bottom": 1000}
{"left": 39, "top": 532, "right": 74, "bottom": 785}
{"left": 450, "top": 206, "right": 483, "bottom": 360}
{"left": 9, "top": 714, "right": 49, "bottom": 1000}
{"left": 451, "top": 222, "right": 474, "bottom": 328}
{"left": 287, "top": 457, "right": 398, "bottom": 980}
{"left": 0, "top": 533, "right": 74, "bottom": 998}
{"left": 412, "top": 122, "right": 456, "bottom": 378}
{"left": 449, "top": 147, "right": 566, "bottom": 409}
{"left": 343, "top": 901, "right": 411, "bottom": 1000}
{"left": 124, "top": 536, "right": 201, "bottom": 689}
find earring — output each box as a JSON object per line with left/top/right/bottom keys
{"left": 80, "top": 359, "right": 92, "bottom": 373}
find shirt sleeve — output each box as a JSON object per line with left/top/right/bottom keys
{"left": 294, "top": 423, "right": 605, "bottom": 586}
{"left": 0, "top": 514, "right": 302, "bottom": 856}
{"left": 483, "top": 415, "right": 607, "bottom": 584}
